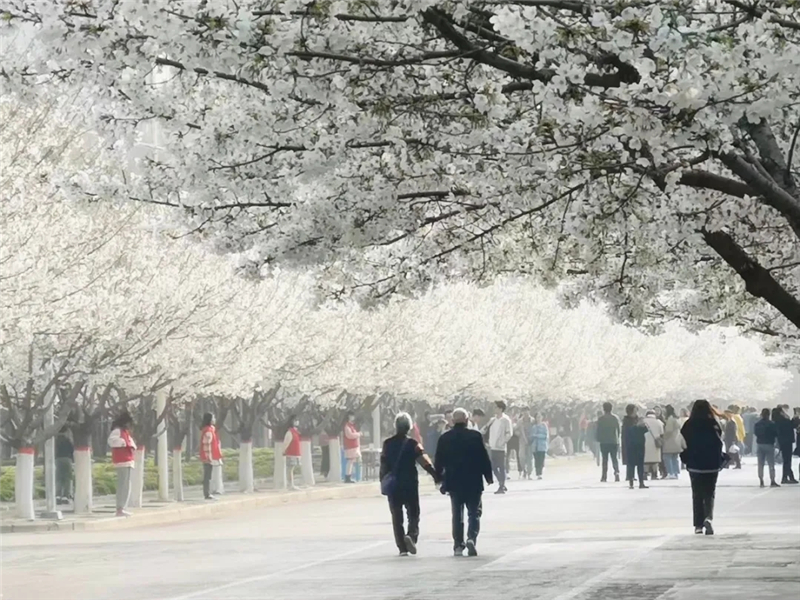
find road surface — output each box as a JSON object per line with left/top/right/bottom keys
{"left": 2, "top": 457, "right": 798, "bottom": 600}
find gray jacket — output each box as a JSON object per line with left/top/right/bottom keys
{"left": 595, "top": 414, "right": 620, "bottom": 445}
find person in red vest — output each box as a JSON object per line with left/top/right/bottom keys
{"left": 107, "top": 412, "right": 136, "bottom": 517}
{"left": 343, "top": 411, "right": 362, "bottom": 483}
{"left": 282, "top": 415, "right": 302, "bottom": 490}
{"left": 200, "top": 412, "right": 223, "bottom": 500}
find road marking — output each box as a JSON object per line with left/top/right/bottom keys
{"left": 158, "top": 541, "right": 388, "bottom": 600}
{"left": 548, "top": 535, "right": 673, "bottom": 600}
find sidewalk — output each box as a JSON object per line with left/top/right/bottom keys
{"left": 0, "top": 454, "right": 594, "bottom": 534}
{"left": 0, "top": 477, "right": 381, "bottom": 534}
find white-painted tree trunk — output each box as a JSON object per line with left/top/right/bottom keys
{"left": 300, "top": 439, "right": 315, "bottom": 487}
{"left": 15, "top": 449, "right": 35, "bottom": 520}
{"left": 172, "top": 447, "right": 184, "bottom": 502}
{"left": 238, "top": 441, "right": 254, "bottom": 493}
{"left": 129, "top": 447, "right": 146, "bottom": 508}
{"left": 372, "top": 405, "right": 381, "bottom": 448}
{"left": 211, "top": 464, "right": 225, "bottom": 495}
{"left": 73, "top": 447, "right": 93, "bottom": 514}
{"left": 328, "top": 438, "right": 342, "bottom": 484}
{"left": 273, "top": 441, "right": 286, "bottom": 490}
{"left": 156, "top": 392, "right": 169, "bottom": 501}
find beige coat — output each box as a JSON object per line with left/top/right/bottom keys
{"left": 662, "top": 415, "right": 684, "bottom": 454}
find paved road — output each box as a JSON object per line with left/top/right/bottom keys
{"left": 3, "top": 457, "right": 798, "bottom": 600}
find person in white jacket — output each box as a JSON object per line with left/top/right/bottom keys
{"left": 484, "top": 401, "right": 513, "bottom": 494}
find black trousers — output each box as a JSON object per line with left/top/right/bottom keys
{"left": 600, "top": 443, "right": 620, "bottom": 479}
{"left": 202, "top": 463, "right": 213, "bottom": 499}
{"left": 689, "top": 471, "right": 718, "bottom": 528}
{"left": 388, "top": 489, "right": 420, "bottom": 552}
{"left": 450, "top": 493, "right": 482, "bottom": 550}
{"left": 625, "top": 448, "right": 645, "bottom": 484}
{"left": 533, "top": 451, "right": 546, "bottom": 476}
{"left": 490, "top": 450, "right": 506, "bottom": 488}
{"left": 779, "top": 442, "right": 794, "bottom": 481}
{"left": 320, "top": 445, "right": 330, "bottom": 477}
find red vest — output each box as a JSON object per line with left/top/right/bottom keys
{"left": 343, "top": 422, "right": 360, "bottom": 450}
{"left": 200, "top": 425, "right": 222, "bottom": 462}
{"left": 285, "top": 427, "right": 301, "bottom": 457}
{"left": 111, "top": 428, "right": 135, "bottom": 465}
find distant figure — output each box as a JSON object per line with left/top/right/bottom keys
{"left": 681, "top": 400, "right": 725, "bottom": 535}
{"left": 435, "top": 408, "right": 493, "bottom": 557}
{"left": 55, "top": 427, "right": 74, "bottom": 505}
{"left": 469, "top": 409, "right": 486, "bottom": 432}
{"left": 517, "top": 408, "right": 533, "bottom": 479}
{"left": 723, "top": 411, "right": 742, "bottom": 469}
{"left": 319, "top": 431, "right": 331, "bottom": 480}
{"left": 586, "top": 412, "right": 601, "bottom": 466}
{"left": 662, "top": 405, "right": 684, "bottom": 479}
{"left": 754, "top": 408, "right": 779, "bottom": 488}
{"left": 343, "top": 411, "right": 362, "bottom": 484}
{"left": 200, "top": 412, "right": 222, "bottom": 500}
{"left": 643, "top": 410, "right": 664, "bottom": 480}
{"left": 380, "top": 412, "right": 437, "bottom": 556}
{"left": 622, "top": 405, "right": 647, "bottom": 489}
{"left": 530, "top": 413, "right": 549, "bottom": 479}
{"left": 775, "top": 406, "right": 798, "bottom": 484}
{"left": 486, "top": 401, "right": 513, "bottom": 494}
{"left": 596, "top": 402, "right": 621, "bottom": 482}
{"left": 743, "top": 407, "right": 759, "bottom": 455}
{"left": 283, "top": 415, "right": 302, "bottom": 490}
{"left": 107, "top": 412, "right": 136, "bottom": 517}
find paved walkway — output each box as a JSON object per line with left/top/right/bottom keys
{"left": 2, "top": 456, "right": 797, "bottom": 600}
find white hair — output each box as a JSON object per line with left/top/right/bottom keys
{"left": 452, "top": 408, "right": 469, "bottom": 424}
{"left": 395, "top": 412, "right": 412, "bottom": 433}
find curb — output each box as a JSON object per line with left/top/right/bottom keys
{"left": 0, "top": 482, "right": 380, "bottom": 534}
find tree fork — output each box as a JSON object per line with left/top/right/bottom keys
{"left": 701, "top": 228, "right": 800, "bottom": 329}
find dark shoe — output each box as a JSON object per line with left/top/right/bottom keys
{"left": 759, "top": 479, "right": 765, "bottom": 488}
{"left": 771, "top": 481, "right": 781, "bottom": 488}
{"left": 404, "top": 535, "right": 417, "bottom": 555}
{"left": 614, "top": 474, "right": 620, "bottom": 482}
{"left": 494, "top": 488, "right": 506, "bottom": 495}
{"left": 639, "top": 484, "right": 649, "bottom": 489}
{"left": 454, "top": 546, "right": 464, "bottom": 557}
{"left": 344, "top": 475, "right": 354, "bottom": 484}
{"left": 399, "top": 551, "right": 409, "bottom": 557}
{"left": 600, "top": 477, "right": 607, "bottom": 483}
{"left": 703, "top": 519, "right": 714, "bottom": 535}
{"left": 466, "top": 539, "right": 478, "bottom": 557}
{"left": 694, "top": 527, "right": 703, "bottom": 534}
{"left": 629, "top": 481, "right": 634, "bottom": 489}
{"left": 787, "top": 479, "right": 799, "bottom": 485}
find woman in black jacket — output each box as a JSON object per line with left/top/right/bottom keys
{"left": 680, "top": 400, "right": 725, "bottom": 535}
{"left": 621, "top": 404, "right": 648, "bottom": 489}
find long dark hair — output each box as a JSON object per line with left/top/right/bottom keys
{"left": 111, "top": 412, "right": 133, "bottom": 430}
{"left": 689, "top": 399, "right": 714, "bottom": 420}
{"left": 201, "top": 412, "right": 214, "bottom": 428}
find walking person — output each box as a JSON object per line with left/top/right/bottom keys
{"left": 517, "top": 409, "right": 533, "bottom": 479}
{"left": 282, "top": 415, "right": 302, "bottom": 490}
{"left": 596, "top": 402, "right": 621, "bottom": 482}
{"left": 754, "top": 408, "right": 779, "bottom": 488}
{"left": 505, "top": 414, "right": 520, "bottom": 477}
{"left": 643, "top": 410, "right": 664, "bottom": 481}
{"left": 662, "top": 405, "right": 684, "bottom": 479}
{"left": 680, "top": 400, "right": 725, "bottom": 535}
{"left": 55, "top": 427, "right": 74, "bottom": 505}
{"left": 530, "top": 413, "right": 549, "bottom": 480}
{"left": 723, "top": 411, "right": 742, "bottom": 469}
{"left": 107, "top": 412, "right": 136, "bottom": 517}
{"left": 200, "top": 412, "right": 222, "bottom": 500}
{"left": 486, "top": 401, "right": 513, "bottom": 493}
{"left": 435, "top": 408, "right": 493, "bottom": 557}
{"left": 622, "top": 405, "right": 648, "bottom": 489}
{"left": 380, "top": 412, "right": 438, "bottom": 557}
{"left": 775, "top": 406, "right": 798, "bottom": 484}
{"left": 343, "top": 411, "right": 362, "bottom": 483}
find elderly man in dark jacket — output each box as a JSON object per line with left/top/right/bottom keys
{"left": 434, "top": 408, "right": 494, "bottom": 557}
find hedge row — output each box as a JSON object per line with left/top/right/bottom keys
{"left": 0, "top": 448, "right": 275, "bottom": 502}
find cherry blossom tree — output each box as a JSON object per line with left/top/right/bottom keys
{"left": 3, "top": 0, "right": 798, "bottom": 344}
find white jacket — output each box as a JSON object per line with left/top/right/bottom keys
{"left": 486, "top": 414, "right": 513, "bottom": 451}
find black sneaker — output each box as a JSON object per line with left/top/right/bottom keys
{"left": 703, "top": 519, "right": 714, "bottom": 536}
{"left": 614, "top": 474, "right": 620, "bottom": 482}
{"left": 454, "top": 546, "right": 464, "bottom": 557}
{"left": 466, "top": 539, "right": 478, "bottom": 557}
{"left": 399, "top": 551, "right": 409, "bottom": 557}
{"left": 404, "top": 535, "right": 417, "bottom": 555}
{"left": 495, "top": 487, "right": 505, "bottom": 494}
{"left": 771, "top": 481, "right": 781, "bottom": 488}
